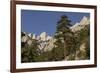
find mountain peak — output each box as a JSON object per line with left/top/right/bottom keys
{"left": 70, "top": 16, "right": 89, "bottom": 32}
{"left": 40, "top": 32, "right": 47, "bottom": 37}
{"left": 80, "top": 16, "right": 89, "bottom": 25}
{"left": 39, "top": 32, "right": 47, "bottom": 41}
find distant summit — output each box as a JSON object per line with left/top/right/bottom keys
{"left": 39, "top": 32, "right": 47, "bottom": 41}
{"left": 70, "top": 16, "right": 89, "bottom": 32}
{"left": 21, "top": 32, "right": 54, "bottom": 51}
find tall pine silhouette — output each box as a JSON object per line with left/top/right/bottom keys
{"left": 54, "top": 15, "right": 75, "bottom": 60}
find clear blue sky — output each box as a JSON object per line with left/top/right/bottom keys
{"left": 21, "top": 9, "right": 90, "bottom": 35}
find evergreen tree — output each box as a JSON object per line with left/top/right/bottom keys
{"left": 54, "top": 15, "right": 75, "bottom": 60}
{"left": 21, "top": 39, "right": 39, "bottom": 62}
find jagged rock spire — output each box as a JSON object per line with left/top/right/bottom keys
{"left": 70, "top": 16, "right": 89, "bottom": 32}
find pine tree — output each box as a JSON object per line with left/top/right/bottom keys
{"left": 21, "top": 39, "right": 39, "bottom": 62}
{"left": 54, "top": 15, "right": 75, "bottom": 60}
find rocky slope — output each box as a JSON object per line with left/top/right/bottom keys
{"left": 70, "top": 16, "right": 89, "bottom": 32}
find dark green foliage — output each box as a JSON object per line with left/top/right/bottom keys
{"left": 21, "top": 39, "right": 39, "bottom": 62}
{"left": 54, "top": 15, "right": 76, "bottom": 60}
{"left": 33, "top": 51, "right": 51, "bottom": 62}
{"left": 85, "top": 38, "right": 90, "bottom": 59}
{"left": 51, "top": 47, "right": 64, "bottom": 61}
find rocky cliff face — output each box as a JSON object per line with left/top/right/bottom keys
{"left": 70, "top": 16, "right": 89, "bottom": 32}
{"left": 21, "top": 32, "right": 55, "bottom": 51}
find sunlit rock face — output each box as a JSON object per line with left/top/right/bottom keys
{"left": 39, "top": 32, "right": 47, "bottom": 41}
{"left": 32, "top": 34, "right": 36, "bottom": 39}
{"left": 37, "top": 32, "right": 55, "bottom": 51}
{"left": 21, "top": 35, "right": 29, "bottom": 43}
{"left": 70, "top": 16, "right": 89, "bottom": 32}
{"left": 21, "top": 32, "right": 55, "bottom": 51}
{"left": 43, "top": 38, "right": 56, "bottom": 52}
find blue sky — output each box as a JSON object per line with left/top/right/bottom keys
{"left": 21, "top": 10, "right": 90, "bottom": 35}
